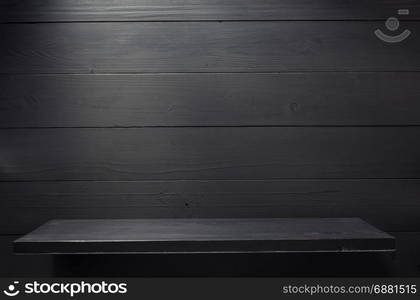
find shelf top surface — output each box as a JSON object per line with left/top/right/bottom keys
{"left": 14, "top": 218, "right": 395, "bottom": 254}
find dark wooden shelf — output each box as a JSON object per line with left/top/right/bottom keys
{"left": 13, "top": 218, "right": 395, "bottom": 255}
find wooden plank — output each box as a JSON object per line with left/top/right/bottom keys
{"left": 1, "top": 22, "right": 420, "bottom": 74}
{"left": 2, "top": 73, "right": 420, "bottom": 127}
{"left": 13, "top": 218, "right": 395, "bottom": 254}
{"left": 1, "top": 0, "right": 419, "bottom": 22}
{"left": 3, "top": 232, "right": 420, "bottom": 276}
{"left": 1, "top": 127, "right": 420, "bottom": 181}
{"left": 2, "top": 180, "right": 420, "bottom": 234}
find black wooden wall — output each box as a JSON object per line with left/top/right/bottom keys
{"left": 1, "top": 0, "right": 420, "bottom": 276}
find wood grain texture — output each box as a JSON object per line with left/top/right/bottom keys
{"left": 1, "top": 127, "right": 420, "bottom": 181}
{"left": 1, "top": 0, "right": 419, "bottom": 22}
{"left": 0, "top": 0, "right": 419, "bottom": 278}
{"left": 2, "top": 73, "right": 420, "bottom": 127}
{"left": 2, "top": 180, "right": 420, "bottom": 234}
{"left": 1, "top": 22, "right": 420, "bottom": 74}
{"left": 13, "top": 218, "right": 395, "bottom": 254}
